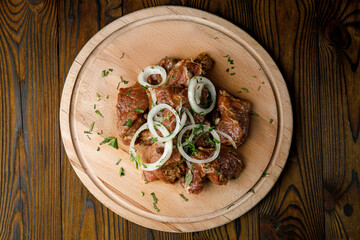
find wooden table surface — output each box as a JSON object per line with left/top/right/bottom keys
{"left": 1, "top": 0, "right": 359, "bottom": 239}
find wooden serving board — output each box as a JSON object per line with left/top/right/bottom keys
{"left": 60, "top": 6, "right": 292, "bottom": 232}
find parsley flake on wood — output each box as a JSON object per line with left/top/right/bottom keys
{"left": 262, "top": 173, "right": 270, "bottom": 177}
{"left": 143, "top": 171, "right": 148, "bottom": 184}
{"left": 95, "top": 110, "right": 104, "bottom": 118}
{"left": 106, "top": 95, "right": 109, "bottom": 99}
{"left": 153, "top": 203, "right": 159, "bottom": 212}
{"left": 141, "top": 191, "right": 144, "bottom": 197}
{"left": 97, "top": 147, "right": 100, "bottom": 151}
{"left": 230, "top": 73, "right": 236, "bottom": 76}
{"left": 151, "top": 192, "right": 158, "bottom": 204}
{"left": 258, "top": 86, "right": 261, "bottom": 91}
{"left": 270, "top": 119, "right": 274, "bottom": 124}
{"left": 179, "top": 194, "right": 188, "bottom": 201}
{"left": 251, "top": 113, "right": 259, "bottom": 117}
{"left": 242, "top": 87, "right": 249, "bottom": 93}
{"left": 119, "top": 167, "right": 124, "bottom": 176}
{"left": 248, "top": 189, "right": 255, "bottom": 193}
{"left": 99, "top": 137, "right": 118, "bottom": 149}
{"left": 84, "top": 121, "right": 95, "bottom": 134}
{"left": 116, "top": 159, "right": 122, "bottom": 165}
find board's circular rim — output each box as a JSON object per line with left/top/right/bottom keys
{"left": 60, "top": 6, "right": 293, "bottom": 232}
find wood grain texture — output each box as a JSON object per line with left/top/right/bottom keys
{"left": 0, "top": 0, "right": 359, "bottom": 239}
{"left": 0, "top": 0, "right": 61, "bottom": 239}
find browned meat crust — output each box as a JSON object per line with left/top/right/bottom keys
{"left": 116, "top": 82, "right": 149, "bottom": 145}
{"left": 212, "top": 90, "right": 251, "bottom": 146}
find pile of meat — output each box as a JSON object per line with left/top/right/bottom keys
{"left": 116, "top": 53, "right": 251, "bottom": 194}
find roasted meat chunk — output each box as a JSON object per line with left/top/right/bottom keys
{"left": 167, "top": 60, "right": 203, "bottom": 87}
{"left": 204, "top": 147, "right": 244, "bottom": 185}
{"left": 158, "top": 57, "right": 179, "bottom": 72}
{"left": 212, "top": 90, "right": 251, "bottom": 146}
{"left": 195, "top": 52, "right": 214, "bottom": 72}
{"left": 142, "top": 145, "right": 186, "bottom": 183}
{"left": 116, "top": 82, "right": 148, "bottom": 145}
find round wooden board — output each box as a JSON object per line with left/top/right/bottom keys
{"left": 60, "top": 6, "right": 293, "bottom": 232}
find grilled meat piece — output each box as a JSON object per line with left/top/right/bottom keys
{"left": 167, "top": 60, "right": 203, "bottom": 87}
{"left": 212, "top": 90, "right": 251, "bottom": 146}
{"left": 195, "top": 52, "right": 214, "bottom": 72}
{"left": 116, "top": 82, "right": 149, "bottom": 145}
{"left": 142, "top": 144, "right": 186, "bottom": 183}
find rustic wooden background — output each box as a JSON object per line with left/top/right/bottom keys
{"left": 1, "top": 0, "right": 359, "bottom": 239}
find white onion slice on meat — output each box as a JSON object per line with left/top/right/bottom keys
{"left": 148, "top": 88, "right": 157, "bottom": 107}
{"left": 177, "top": 124, "right": 221, "bottom": 164}
{"left": 183, "top": 108, "right": 195, "bottom": 125}
{"left": 215, "top": 130, "right": 237, "bottom": 149}
{"left": 147, "top": 103, "right": 186, "bottom": 142}
{"left": 129, "top": 123, "right": 173, "bottom": 171}
{"left": 137, "top": 66, "right": 167, "bottom": 88}
{"left": 188, "top": 76, "right": 217, "bottom": 115}
{"left": 195, "top": 82, "right": 205, "bottom": 105}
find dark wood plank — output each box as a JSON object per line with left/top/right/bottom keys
{"left": 0, "top": 0, "right": 61, "bottom": 239}
{"left": 317, "top": 0, "right": 360, "bottom": 239}
{"left": 59, "top": 1, "right": 150, "bottom": 239}
{"left": 253, "top": 0, "right": 326, "bottom": 239}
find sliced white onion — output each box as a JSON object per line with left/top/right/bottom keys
{"left": 183, "top": 108, "right": 195, "bottom": 125}
{"left": 147, "top": 103, "right": 184, "bottom": 142}
{"left": 148, "top": 88, "right": 157, "bottom": 107}
{"left": 177, "top": 124, "right": 221, "bottom": 164}
{"left": 138, "top": 65, "right": 167, "bottom": 88}
{"left": 215, "top": 130, "right": 237, "bottom": 149}
{"left": 129, "top": 123, "right": 173, "bottom": 171}
{"left": 188, "top": 76, "right": 216, "bottom": 115}
{"left": 195, "top": 82, "right": 205, "bottom": 105}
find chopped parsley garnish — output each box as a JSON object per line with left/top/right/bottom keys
{"left": 122, "top": 119, "right": 132, "bottom": 127}
{"left": 241, "top": 87, "right": 249, "bottom": 93}
{"left": 84, "top": 121, "right": 95, "bottom": 134}
{"left": 213, "top": 138, "right": 220, "bottom": 144}
{"left": 262, "top": 173, "right": 270, "bottom": 177}
{"left": 151, "top": 137, "right": 157, "bottom": 143}
{"left": 185, "top": 170, "right": 193, "bottom": 187}
{"left": 96, "top": 92, "right": 101, "bottom": 98}
{"left": 141, "top": 191, "right": 144, "bottom": 197}
{"left": 99, "top": 137, "right": 118, "bottom": 149}
{"left": 151, "top": 192, "right": 158, "bottom": 204}
{"left": 86, "top": 135, "right": 91, "bottom": 140}
{"left": 116, "top": 159, "right": 122, "bottom": 165}
{"left": 203, "top": 166, "right": 210, "bottom": 169}
{"left": 106, "top": 95, "right": 109, "bottom": 99}
{"left": 141, "top": 85, "right": 148, "bottom": 90}
{"left": 101, "top": 70, "right": 109, "bottom": 77}
{"left": 226, "top": 68, "right": 229, "bottom": 72}
{"left": 171, "top": 58, "right": 176, "bottom": 61}
{"left": 95, "top": 110, "right": 104, "bottom": 118}
{"left": 205, "top": 137, "right": 216, "bottom": 148}
{"left": 97, "top": 147, "right": 100, "bottom": 151}
{"left": 172, "top": 75, "right": 176, "bottom": 80}
{"left": 143, "top": 171, "right": 148, "bottom": 184}
{"left": 230, "top": 73, "right": 235, "bottom": 76}
{"left": 248, "top": 189, "right": 255, "bottom": 193}
{"left": 94, "top": 104, "right": 96, "bottom": 109}
{"left": 119, "top": 167, "right": 124, "bottom": 176}
{"left": 258, "top": 86, "right": 261, "bottom": 91}
{"left": 262, "top": 82, "right": 265, "bottom": 84}
{"left": 134, "top": 109, "right": 144, "bottom": 113}
{"left": 153, "top": 203, "right": 159, "bottom": 212}
{"left": 208, "top": 126, "right": 215, "bottom": 132}
{"left": 252, "top": 75, "right": 257, "bottom": 78}
{"left": 109, "top": 69, "right": 113, "bottom": 72}
{"left": 251, "top": 113, "right": 259, "bottom": 117}
{"left": 179, "top": 194, "right": 188, "bottom": 201}
{"left": 116, "top": 82, "right": 120, "bottom": 90}
{"left": 270, "top": 119, "right": 273, "bottom": 124}
{"left": 126, "top": 90, "right": 131, "bottom": 96}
